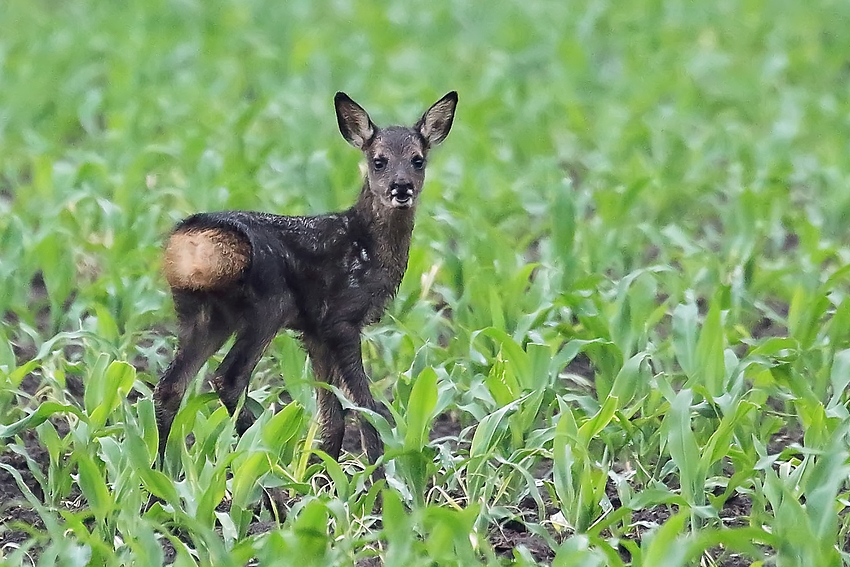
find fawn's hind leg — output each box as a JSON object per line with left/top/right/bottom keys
{"left": 154, "top": 295, "right": 234, "bottom": 463}
{"left": 210, "top": 320, "right": 278, "bottom": 435}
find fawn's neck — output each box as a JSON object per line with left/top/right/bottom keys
{"left": 350, "top": 180, "right": 415, "bottom": 287}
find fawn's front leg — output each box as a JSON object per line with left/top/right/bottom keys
{"left": 326, "top": 328, "right": 385, "bottom": 469}
{"left": 305, "top": 339, "right": 346, "bottom": 461}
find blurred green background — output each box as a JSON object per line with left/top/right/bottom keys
{"left": 2, "top": 0, "right": 850, "bottom": 329}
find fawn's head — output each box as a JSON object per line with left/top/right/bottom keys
{"left": 335, "top": 91, "right": 457, "bottom": 210}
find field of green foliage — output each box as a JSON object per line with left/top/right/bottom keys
{"left": 2, "top": 0, "right": 850, "bottom": 565}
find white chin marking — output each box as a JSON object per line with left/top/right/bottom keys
{"left": 391, "top": 197, "right": 413, "bottom": 208}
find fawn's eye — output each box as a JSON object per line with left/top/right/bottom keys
{"left": 372, "top": 157, "right": 387, "bottom": 171}
{"left": 411, "top": 156, "right": 425, "bottom": 170}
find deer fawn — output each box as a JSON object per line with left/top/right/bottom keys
{"left": 153, "top": 91, "right": 457, "bottom": 475}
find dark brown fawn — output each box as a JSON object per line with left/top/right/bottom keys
{"left": 153, "top": 91, "right": 457, "bottom": 475}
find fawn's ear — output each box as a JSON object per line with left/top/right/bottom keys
{"left": 335, "top": 92, "right": 376, "bottom": 149}
{"left": 417, "top": 91, "right": 457, "bottom": 147}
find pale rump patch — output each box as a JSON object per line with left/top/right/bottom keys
{"left": 162, "top": 228, "right": 251, "bottom": 291}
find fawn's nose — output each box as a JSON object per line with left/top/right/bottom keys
{"left": 389, "top": 180, "right": 415, "bottom": 206}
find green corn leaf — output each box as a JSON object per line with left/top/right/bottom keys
{"left": 292, "top": 499, "right": 330, "bottom": 564}
{"left": 577, "top": 394, "right": 618, "bottom": 446}
{"left": 165, "top": 392, "right": 220, "bottom": 468}
{"left": 0, "top": 329, "right": 16, "bottom": 375}
{"left": 512, "top": 387, "right": 546, "bottom": 443}
{"left": 471, "top": 327, "right": 532, "bottom": 389}
{"left": 383, "top": 490, "right": 414, "bottom": 567}
{"left": 404, "top": 366, "right": 438, "bottom": 451}
{"left": 315, "top": 452, "right": 349, "bottom": 501}
{"left": 0, "top": 402, "right": 86, "bottom": 438}
{"left": 803, "top": 427, "right": 850, "bottom": 540}
{"left": 695, "top": 298, "right": 725, "bottom": 396}
{"left": 488, "top": 287, "right": 506, "bottom": 330}
{"left": 76, "top": 452, "right": 112, "bottom": 522}
{"left": 641, "top": 511, "right": 689, "bottom": 567}
{"left": 552, "top": 401, "right": 579, "bottom": 512}
{"left": 135, "top": 397, "right": 159, "bottom": 461}
{"left": 662, "top": 390, "right": 702, "bottom": 506}
{"left": 262, "top": 401, "right": 305, "bottom": 460}
{"left": 470, "top": 396, "right": 525, "bottom": 458}
{"left": 89, "top": 360, "right": 136, "bottom": 428}
{"left": 689, "top": 526, "right": 776, "bottom": 564}
{"left": 749, "top": 336, "right": 799, "bottom": 357}
{"left": 93, "top": 303, "right": 120, "bottom": 343}
{"left": 485, "top": 353, "right": 520, "bottom": 407}
{"left": 83, "top": 353, "right": 111, "bottom": 416}
{"left": 608, "top": 351, "right": 648, "bottom": 407}
{"left": 231, "top": 451, "right": 271, "bottom": 509}
{"left": 34, "top": 231, "right": 75, "bottom": 312}
{"left": 701, "top": 400, "right": 756, "bottom": 470}
{"left": 672, "top": 300, "right": 699, "bottom": 378}
{"left": 8, "top": 359, "right": 39, "bottom": 389}
{"left": 527, "top": 342, "right": 553, "bottom": 391}
{"left": 553, "top": 535, "right": 606, "bottom": 567}
{"left": 197, "top": 461, "right": 231, "bottom": 527}
{"left": 140, "top": 467, "right": 181, "bottom": 506}
{"left": 828, "top": 348, "right": 850, "bottom": 408}
{"left": 467, "top": 397, "right": 525, "bottom": 501}
{"left": 552, "top": 181, "right": 576, "bottom": 264}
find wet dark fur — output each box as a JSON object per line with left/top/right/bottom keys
{"left": 152, "top": 91, "right": 457, "bottom": 474}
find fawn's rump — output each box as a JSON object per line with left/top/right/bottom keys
{"left": 163, "top": 225, "right": 251, "bottom": 291}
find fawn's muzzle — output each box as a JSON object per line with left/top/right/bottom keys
{"left": 389, "top": 181, "right": 414, "bottom": 208}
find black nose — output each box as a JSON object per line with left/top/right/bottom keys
{"left": 390, "top": 180, "right": 413, "bottom": 192}
{"left": 389, "top": 181, "right": 414, "bottom": 201}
